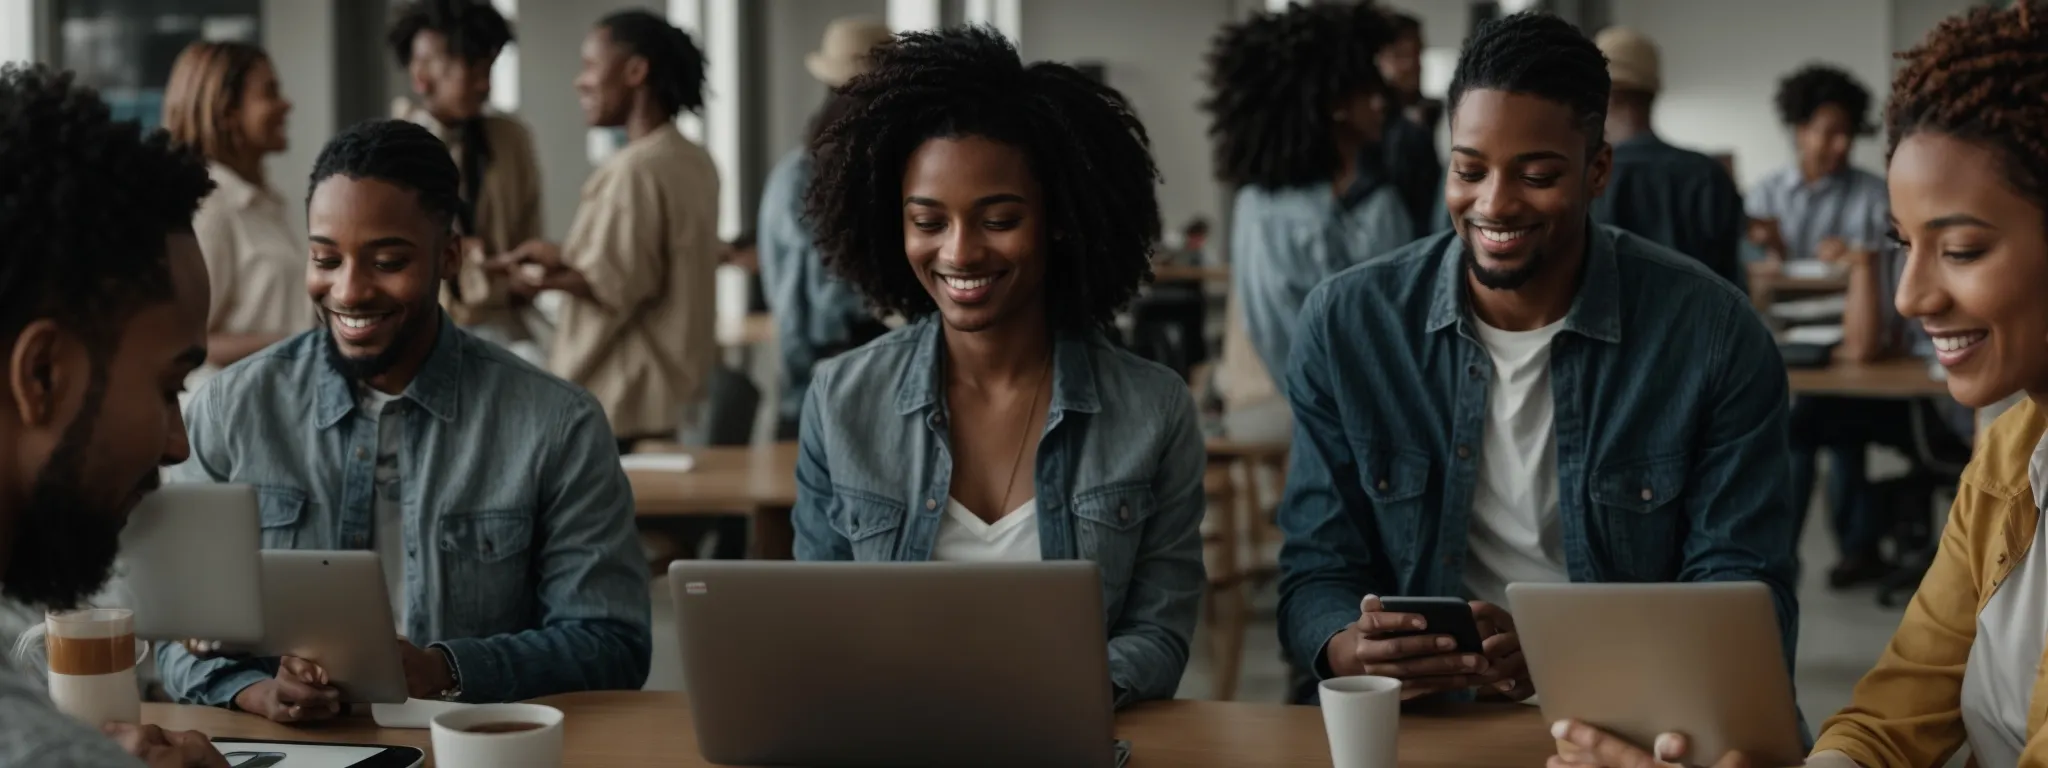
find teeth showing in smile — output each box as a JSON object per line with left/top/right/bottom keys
{"left": 337, "top": 315, "right": 382, "bottom": 329}
{"left": 1932, "top": 332, "right": 1987, "bottom": 352}
{"left": 1480, "top": 228, "right": 1530, "bottom": 243}
{"left": 941, "top": 275, "right": 994, "bottom": 291}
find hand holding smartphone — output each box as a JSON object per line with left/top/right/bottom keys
{"left": 1376, "top": 596, "right": 1485, "bottom": 653}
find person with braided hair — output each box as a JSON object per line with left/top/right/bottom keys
{"left": 789, "top": 25, "right": 1204, "bottom": 708}
{"left": 387, "top": 0, "right": 546, "bottom": 358}
{"left": 1276, "top": 11, "right": 1797, "bottom": 708}
{"left": 1203, "top": 0, "right": 1415, "bottom": 444}
{"left": 1553, "top": 3, "right": 2048, "bottom": 766}
{"left": 489, "top": 9, "right": 719, "bottom": 452}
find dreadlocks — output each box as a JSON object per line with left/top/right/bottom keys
{"left": 1202, "top": 1, "right": 1393, "bottom": 189}
{"left": 1889, "top": 0, "right": 2048, "bottom": 210}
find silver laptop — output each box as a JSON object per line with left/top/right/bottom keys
{"left": 669, "top": 561, "right": 1121, "bottom": 768}
{"left": 115, "top": 483, "right": 265, "bottom": 643}
{"left": 1508, "top": 582, "right": 1804, "bottom": 768}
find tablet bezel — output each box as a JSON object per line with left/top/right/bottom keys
{"left": 212, "top": 737, "right": 423, "bottom": 768}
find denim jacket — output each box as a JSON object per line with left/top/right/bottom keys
{"left": 792, "top": 315, "right": 1206, "bottom": 708}
{"left": 157, "top": 315, "right": 651, "bottom": 706}
{"left": 1277, "top": 226, "right": 1801, "bottom": 694}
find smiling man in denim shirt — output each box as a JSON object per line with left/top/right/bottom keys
{"left": 1276, "top": 13, "right": 1799, "bottom": 705}
{"left": 157, "top": 120, "right": 649, "bottom": 720}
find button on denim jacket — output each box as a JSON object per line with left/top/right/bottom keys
{"left": 1277, "top": 227, "right": 1803, "bottom": 700}
{"left": 792, "top": 315, "right": 1206, "bottom": 707}
{"left": 156, "top": 316, "right": 651, "bottom": 706}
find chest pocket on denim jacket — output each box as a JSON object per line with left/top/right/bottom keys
{"left": 438, "top": 508, "right": 535, "bottom": 612}
{"left": 257, "top": 486, "right": 307, "bottom": 550}
{"left": 833, "top": 492, "right": 904, "bottom": 561}
{"left": 1355, "top": 446, "right": 1430, "bottom": 573}
{"left": 1074, "top": 483, "right": 1156, "bottom": 602}
{"left": 1590, "top": 456, "right": 1687, "bottom": 576}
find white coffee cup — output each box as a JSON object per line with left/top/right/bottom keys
{"left": 431, "top": 703, "right": 565, "bottom": 768}
{"left": 13, "top": 609, "right": 149, "bottom": 727}
{"left": 1320, "top": 675, "right": 1401, "bottom": 768}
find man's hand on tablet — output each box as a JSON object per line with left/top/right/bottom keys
{"left": 233, "top": 656, "right": 340, "bottom": 723}
{"left": 1546, "top": 719, "right": 1755, "bottom": 768}
{"left": 103, "top": 722, "right": 230, "bottom": 768}
{"left": 1323, "top": 595, "right": 1491, "bottom": 700}
{"left": 1471, "top": 601, "right": 1534, "bottom": 701}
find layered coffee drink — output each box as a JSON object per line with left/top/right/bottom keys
{"left": 43, "top": 608, "right": 142, "bottom": 726}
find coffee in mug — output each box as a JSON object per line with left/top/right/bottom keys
{"left": 42, "top": 609, "right": 144, "bottom": 727}
{"left": 431, "top": 703, "right": 566, "bottom": 768}
{"left": 461, "top": 721, "right": 546, "bottom": 734}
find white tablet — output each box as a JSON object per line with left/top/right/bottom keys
{"left": 256, "top": 551, "right": 408, "bottom": 704}
{"left": 215, "top": 738, "right": 423, "bottom": 768}
{"left": 115, "top": 484, "right": 266, "bottom": 643}
{"left": 1508, "top": 582, "right": 1804, "bottom": 767}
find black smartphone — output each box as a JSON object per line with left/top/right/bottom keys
{"left": 1377, "top": 596, "right": 1485, "bottom": 653}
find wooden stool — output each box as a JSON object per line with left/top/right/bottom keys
{"left": 1199, "top": 438, "right": 1288, "bottom": 701}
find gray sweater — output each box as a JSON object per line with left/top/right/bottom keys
{"left": 0, "top": 657, "right": 141, "bottom": 766}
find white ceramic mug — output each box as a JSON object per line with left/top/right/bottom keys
{"left": 1320, "top": 675, "right": 1402, "bottom": 768}
{"left": 14, "top": 609, "right": 149, "bottom": 727}
{"left": 431, "top": 703, "right": 565, "bottom": 768}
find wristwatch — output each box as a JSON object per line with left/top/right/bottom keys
{"left": 430, "top": 644, "right": 464, "bottom": 701}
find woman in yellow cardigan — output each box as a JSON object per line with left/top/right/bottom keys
{"left": 1554, "top": 3, "right": 2048, "bottom": 767}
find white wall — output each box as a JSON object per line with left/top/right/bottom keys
{"left": 263, "top": 0, "right": 338, "bottom": 234}
{"left": 1611, "top": 0, "right": 1891, "bottom": 192}
{"left": 0, "top": 0, "right": 31, "bottom": 64}
{"left": 1890, "top": 0, "right": 1984, "bottom": 62}
{"left": 762, "top": 0, "right": 884, "bottom": 168}
{"left": 1018, "top": 0, "right": 1236, "bottom": 243}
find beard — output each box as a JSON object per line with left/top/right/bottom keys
{"left": 317, "top": 282, "right": 440, "bottom": 386}
{"left": 0, "top": 369, "right": 137, "bottom": 611}
{"left": 1461, "top": 236, "right": 1550, "bottom": 292}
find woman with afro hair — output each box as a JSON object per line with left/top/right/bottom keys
{"left": 790, "top": 25, "right": 1205, "bottom": 708}
{"left": 1202, "top": 1, "right": 1415, "bottom": 441}
{"left": 1555, "top": 3, "right": 2048, "bottom": 765}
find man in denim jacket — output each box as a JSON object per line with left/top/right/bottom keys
{"left": 157, "top": 120, "right": 649, "bottom": 720}
{"left": 1276, "top": 13, "right": 1798, "bottom": 704}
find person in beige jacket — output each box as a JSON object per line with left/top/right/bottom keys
{"left": 490, "top": 10, "right": 719, "bottom": 451}
{"left": 388, "top": 0, "right": 545, "bottom": 355}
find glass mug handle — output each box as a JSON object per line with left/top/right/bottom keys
{"left": 10, "top": 621, "right": 153, "bottom": 669}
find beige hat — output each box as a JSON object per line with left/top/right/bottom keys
{"left": 1595, "top": 27, "right": 1661, "bottom": 94}
{"left": 806, "top": 16, "right": 895, "bottom": 87}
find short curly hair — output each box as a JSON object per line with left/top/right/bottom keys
{"left": 1774, "top": 63, "right": 1873, "bottom": 134}
{"left": 805, "top": 25, "right": 1162, "bottom": 333}
{"left": 309, "top": 119, "right": 463, "bottom": 234}
{"left": 1448, "top": 12, "right": 1610, "bottom": 155}
{"left": 0, "top": 63, "right": 213, "bottom": 354}
{"left": 387, "top": 0, "right": 514, "bottom": 67}
{"left": 1203, "top": 1, "right": 1392, "bottom": 189}
{"left": 598, "top": 10, "right": 706, "bottom": 118}
{"left": 1888, "top": 1, "right": 2048, "bottom": 213}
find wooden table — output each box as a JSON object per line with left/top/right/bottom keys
{"left": 1788, "top": 358, "right": 1950, "bottom": 399}
{"left": 1746, "top": 262, "right": 1849, "bottom": 311}
{"left": 626, "top": 442, "right": 799, "bottom": 559}
{"left": 146, "top": 692, "right": 1555, "bottom": 767}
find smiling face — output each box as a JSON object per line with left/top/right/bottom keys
{"left": 1889, "top": 131, "right": 2048, "bottom": 408}
{"left": 408, "top": 30, "right": 496, "bottom": 124}
{"left": 901, "top": 135, "right": 1048, "bottom": 335}
{"left": 574, "top": 27, "right": 641, "bottom": 128}
{"left": 236, "top": 58, "right": 290, "bottom": 155}
{"left": 305, "top": 175, "right": 456, "bottom": 391}
{"left": 1446, "top": 88, "right": 1609, "bottom": 292}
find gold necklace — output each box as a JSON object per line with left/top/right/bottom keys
{"left": 994, "top": 353, "right": 1052, "bottom": 518}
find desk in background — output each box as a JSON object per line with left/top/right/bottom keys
{"left": 146, "top": 692, "right": 1556, "bottom": 767}
{"left": 626, "top": 442, "right": 798, "bottom": 559}
{"left": 1788, "top": 358, "right": 1949, "bottom": 399}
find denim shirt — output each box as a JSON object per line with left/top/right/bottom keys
{"left": 792, "top": 315, "right": 1206, "bottom": 708}
{"left": 157, "top": 315, "right": 651, "bottom": 706}
{"left": 1231, "top": 175, "right": 1415, "bottom": 380}
{"left": 1276, "top": 226, "right": 1801, "bottom": 695}
{"left": 759, "top": 149, "right": 871, "bottom": 426}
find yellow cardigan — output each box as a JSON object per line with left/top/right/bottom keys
{"left": 1814, "top": 397, "right": 2048, "bottom": 767}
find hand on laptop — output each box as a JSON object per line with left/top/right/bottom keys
{"left": 397, "top": 637, "right": 457, "bottom": 700}
{"left": 1324, "top": 595, "right": 1490, "bottom": 700}
{"left": 103, "top": 722, "right": 231, "bottom": 768}
{"left": 233, "top": 656, "right": 340, "bottom": 723}
{"left": 1470, "top": 601, "right": 1533, "bottom": 701}
{"left": 1546, "top": 719, "right": 1753, "bottom": 768}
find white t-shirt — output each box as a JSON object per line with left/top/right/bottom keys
{"left": 359, "top": 387, "right": 408, "bottom": 629}
{"left": 932, "top": 498, "right": 1042, "bottom": 563}
{"left": 1463, "top": 317, "right": 1571, "bottom": 607}
{"left": 1959, "top": 431, "right": 2048, "bottom": 768}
